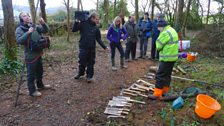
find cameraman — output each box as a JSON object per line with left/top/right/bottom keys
{"left": 15, "top": 12, "right": 50, "bottom": 97}
{"left": 72, "top": 12, "right": 109, "bottom": 83}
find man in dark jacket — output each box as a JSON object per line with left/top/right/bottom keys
{"left": 138, "top": 12, "right": 152, "bottom": 59}
{"left": 124, "top": 15, "right": 138, "bottom": 61}
{"left": 72, "top": 12, "right": 108, "bottom": 83}
{"left": 15, "top": 12, "right": 50, "bottom": 97}
{"left": 150, "top": 13, "right": 163, "bottom": 60}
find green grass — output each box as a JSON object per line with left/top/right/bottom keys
{"left": 160, "top": 56, "right": 224, "bottom": 125}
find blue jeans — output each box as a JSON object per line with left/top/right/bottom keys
{"left": 139, "top": 36, "right": 148, "bottom": 57}
{"left": 110, "top": 42, "right": 124, "bottom": 59}
{"left": 78, "top": 48, "right": 96, "bottom": 78}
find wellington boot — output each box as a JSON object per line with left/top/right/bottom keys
{"left": 162, "top": 86, "right": 169, "bottom": 94}
{"left": 120, "top": 58, "right": 128, "bottom": 69}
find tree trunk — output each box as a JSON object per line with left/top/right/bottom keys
{"left": 96, "top": 0, "right": 99, "bottom": 12}
{"left": 77, "top": 0, "right": 80, "bottom": 11}
{"left": 28, "top": 0, "right": 36, "bottom": 23}
{"left": 206, "top": 0, "right": 211, "bottom": 24}
{"left": 114, "top": 0, "right": 117, "bottom": 18}
{"left": 40, "top": 0, "right": 47, "bottom": 22}
{"left": 181, "top": 0, "right": 192, "bottom": 37}
{"left": 103, "top": 0, "right": 109, "bottom": 28}
{"left": 119, "top": 0, "right": 124, "bottom": 16}
{"left": 175, "top": 0, "right": 184, "bottom": 32}
{"left": 67, "top": 0, "right": 70, "bottom": 42}
{"left": 135, "top": 0, "right": 139, "bottom": 21}
{"left": 151, "top": 0, "right": 155, "bottom": 20}
{"left": 197, "top": 0, "right": 203, "bottom": 24}
{"left": 63, "top": 0, "right": 70, "bottom": 42}
{"left": 1, "top": 0, "right": 17, "bottom": 60}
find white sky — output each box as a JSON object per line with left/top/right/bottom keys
{"left": 0, "top": 0, "right": 220, "bottom": 14}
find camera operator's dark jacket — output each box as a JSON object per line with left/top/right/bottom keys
{"left": 72, "top": 18, "right": 107, "bottom": 49}
{"left": 15, "top": 23, "right": 49, "bottom": 61}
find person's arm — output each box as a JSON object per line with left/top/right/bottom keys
{"left": 138, "top": 20, "right": 142, "bottom": 31}
{"left": 36, "top": 23, "right": 49, "bottom": 34}
{"left": 96, "top": 28, "right": 107, "bottom": 49}
{"left": 121, "top": 27, "right": 128, "bottom": 40}
{"left": 156, "top": 31, "right": 170, "bottom": 51}
{"left": 15, "top": 27, "right": 30, "bottom": 45}
{"left": 72, "top": 21, "right": 81, "bottom": 32}
{"left": 106, "top": 26, "right": 113, "bottom": 42}
{"left": 144, "top": 19, "right": 152, "bottom": 32}
{"left": 36, "top": 18, "right": 49, "bottom": 33}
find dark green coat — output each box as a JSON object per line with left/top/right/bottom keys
{"left": 124, "top": 21, "right": 138, "bottom": 43}
{"left": 15, "top": 23, "right": 49, "bottom": 61}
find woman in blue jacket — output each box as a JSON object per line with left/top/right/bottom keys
{"left": 107, "top": 16, "right": 128, "bottom": 71}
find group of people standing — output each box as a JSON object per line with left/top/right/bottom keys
{"left": 73, "top": 12, "right": 179, "bottom": 100}
{"left": 16, "top": 11, "right": 179, "bottom": 100}
{"left": 106, "top": 12, "right": 162, "bottom": 70}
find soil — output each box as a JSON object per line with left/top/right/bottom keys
{"left": 1, "top": 31, "right": 223, "bottom": 125}
{"left": 0, "top": 40, "right": 165, "bottom": 126}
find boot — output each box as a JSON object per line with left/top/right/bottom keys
{"left": 148, "top": 88, "right": 163, "bottom": 100}
{"left": 162, "top": 86, "right": 169, "bottom": 95}
{"left": 74, "top": 74, "right": 84, "bottom": 79}
{"left": 120, "top": 58, "right": 127, "bottom": 69}
{"left": 30, "top": 91, "right": 42, "bottom": 97}
{"left": 111, "top": 58, "right": 117, "bottom": 71}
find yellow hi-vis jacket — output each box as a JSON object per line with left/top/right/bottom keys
{"left": 156, "top": 25, "right": 179, "bottom": 62}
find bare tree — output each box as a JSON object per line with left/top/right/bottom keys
{"left": 135, "top": 0, "right": 139, "bottom": 21}
{"left": 40, "top": 0, "right": 47, "bottom": 22}
{"left": 28, "top": 0, "right": 36, "bottom": 23}
{"left": 197, "top": 0, "right": 204, "bottom": 24}
{"left": 63, "top": 0, "right": 70, "bottom": 42}
{"left": 141, "top": 0, "right": 149, "bottom": 13}
{"left": 205, "top": 0, "right": 211, "bottom": 24}
{"left": 130, "top": 0, "right": 139, "bottom": 21}
{"left": 114, "top": 0, "right": 117, "bottom": 18}
{"left": 151, "top": 0, "right": 155, "bottom": 20}
{"left": 103, "top": 0, "right": 109, "bottom": 27}
{"left": 77, "top": 0, "right": 83, "bottom": 11}
{"left": 175, "top": 0, "right": 184, "bottom": 32}
{"left": 1, "top": 0, "right": 17, "bottom": 60}
{"left": 96, "top": 0, "right": 99, "bottom": 12}
{"left": 182, "top": 0, "right": 192, "bottom": 37}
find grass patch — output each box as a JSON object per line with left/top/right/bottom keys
{"left": 159, "top": 56, "right": 224, "bottom": 125}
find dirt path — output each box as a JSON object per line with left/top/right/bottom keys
{"left": 0, "top": 45, "right": 154, "bottom": 125}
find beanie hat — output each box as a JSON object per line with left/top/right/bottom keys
{"left": 155, "top": 13, "right": 163, "bottom": 19}
{"left": 157, "top": 18, "right": 168, "bottom": 27}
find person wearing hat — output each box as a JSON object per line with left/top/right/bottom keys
{"left": 138, "top": 12, "right": 152, "bottom": 59}
{"left": 150, "top": 13, "right": 163, "bottom": 60}
{"left": 15, "top": 12, "right": 50, "bottom": 97}
{"left": 148, "top": 18, "right": 179, "bottom": 99}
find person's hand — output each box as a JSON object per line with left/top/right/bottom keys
{"left": 105, "top": 47, "right": 110, "bottom": 52}
{"left": 39, "top": 18, "right": 45, "bottom": 25}
{"left": 28, "top": 27, "right": 34, "bottom": 34}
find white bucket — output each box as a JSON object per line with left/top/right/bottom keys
{"left": 179, "top": 40, "right": 190, "bottom": 50}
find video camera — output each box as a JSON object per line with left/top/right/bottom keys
{"left": 74, "top": 11, "right": 89, "bottom": 22}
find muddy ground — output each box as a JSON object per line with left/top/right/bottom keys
{"left": 0, "top": 33, "right": 223, "bottom": 126}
